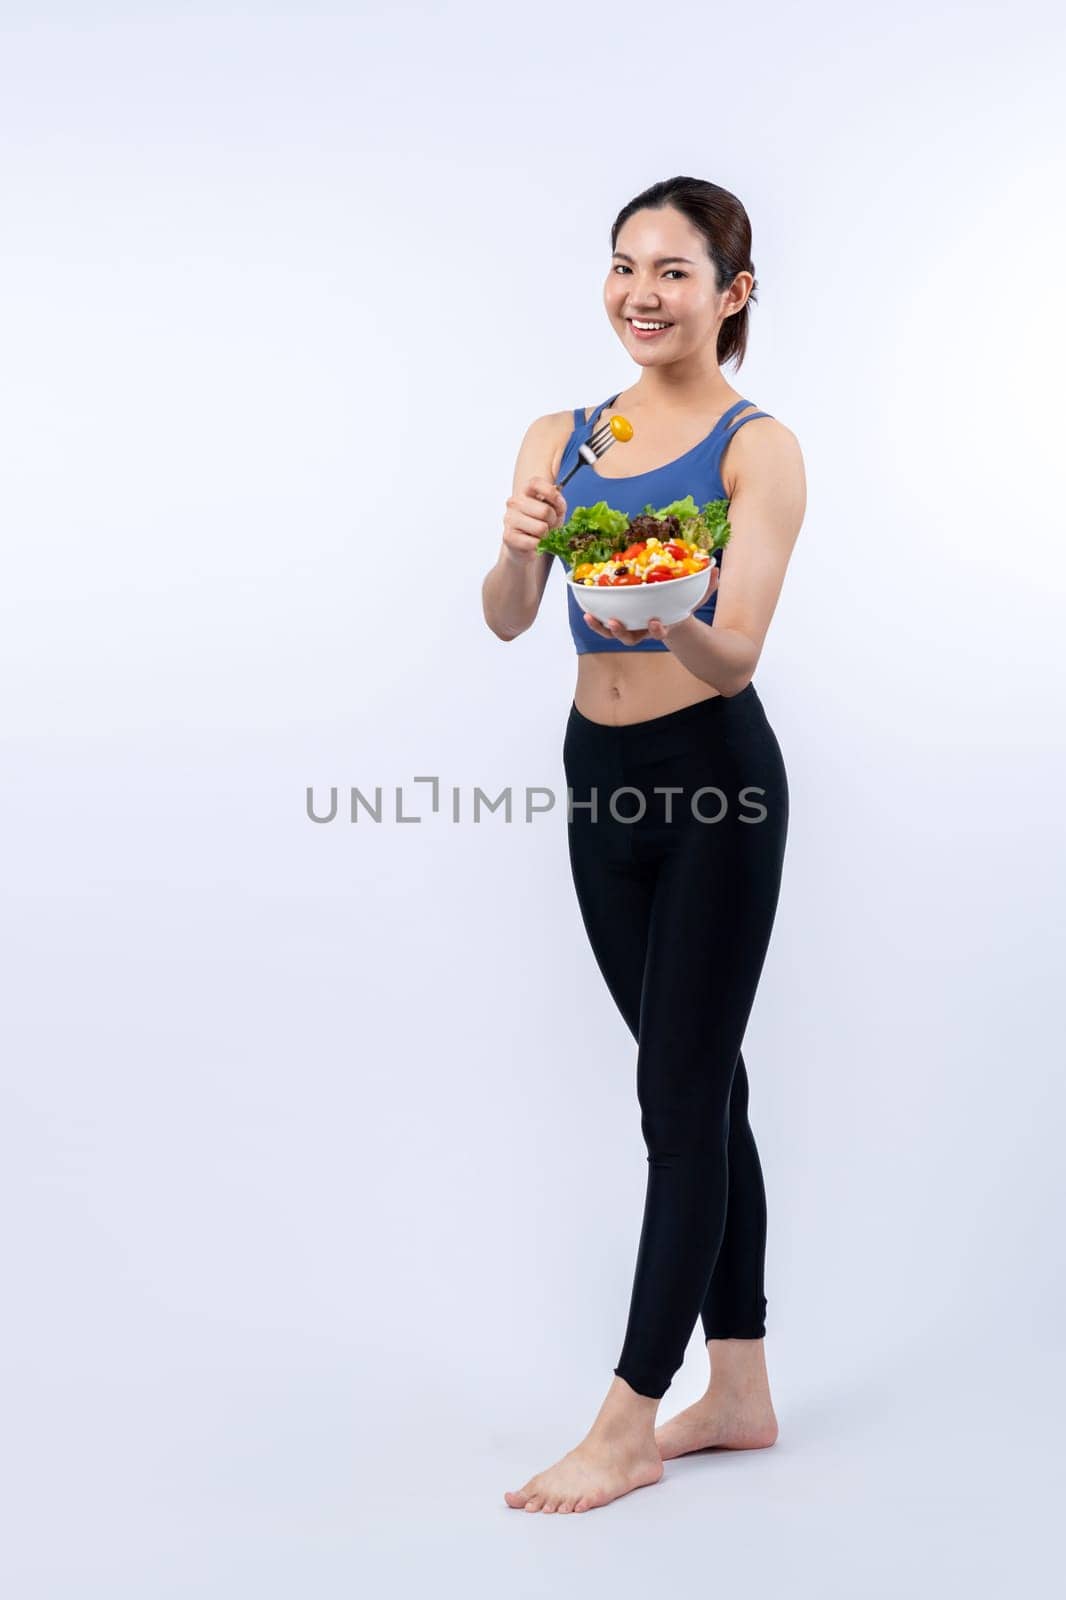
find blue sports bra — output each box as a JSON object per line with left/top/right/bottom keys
{"left": 551, "top": 393, "right": 772, "bottom": 653}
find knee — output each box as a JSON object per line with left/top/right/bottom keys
{"left": 638, "top": 1099, "right": 730, "bottom": 1162}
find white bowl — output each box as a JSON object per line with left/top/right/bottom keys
{"left": 568, "top": 563, "right": 714, "bottom": 629}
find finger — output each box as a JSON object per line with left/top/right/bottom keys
{"left": 510, "top": 511, "right": 554, "bottom": 537}
{"left": 513, "top": 497, "right": 556, "bottom": 523}
{"left": 529, "top": 481, "right": 565, "bottom": 515}
{"left": 514, "top": 488, "right": 557, "bottom": 512}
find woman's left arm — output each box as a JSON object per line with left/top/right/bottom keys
{"left": 655, "top": 420, "right": 807, "bottom": 692}
{"left": 587, "top": 421, "right": 807, "bottom": 693}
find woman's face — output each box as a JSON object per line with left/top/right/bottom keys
{"left": 603, "top": 205, "right": 732, "bottom": 366}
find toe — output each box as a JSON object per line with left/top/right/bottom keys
{"left": 506, "top": 1474, "right": 540, "bottom": 1509}
{"left": 524, "top": 1495, "right": 545, "bottom": 1512}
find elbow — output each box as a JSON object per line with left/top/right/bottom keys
{"left": 720, "top": 634, "right": 760, "bottom": 697}
{"left": 483, "top": 612, "right": 525, "bottom": 642}
{"left": 718, "top": 660, "right": 758, "bottom": 696}
{"left": 482, "top": 599, "right": 534, "bottom": 641}
{"left": 481, "top": 585, "right": 528, "bottom": 642}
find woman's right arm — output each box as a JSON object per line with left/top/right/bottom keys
{"left": 482, "top": 413, "right": 570, "bottom": 641}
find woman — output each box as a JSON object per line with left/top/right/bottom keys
{"left": 482, "top": 175, "right": 806, "bottom": 1515}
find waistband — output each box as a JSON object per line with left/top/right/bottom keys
{"left": 566, "top": 683, "right": 763, "bottom": 758}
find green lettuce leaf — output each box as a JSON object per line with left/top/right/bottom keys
{"left": 538, "top": 495, "right": 732, "bottom": 570}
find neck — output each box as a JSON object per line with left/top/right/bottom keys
{"left": 626, "top": 353, "right": 737, "bottom": 415}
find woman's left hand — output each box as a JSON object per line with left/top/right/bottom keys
{"left": 581, "top": 562, "right": 719, "bottom": 647}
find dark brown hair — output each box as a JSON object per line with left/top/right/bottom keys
{"left": 610, "top": 176, "right": 759, "bottom": 370}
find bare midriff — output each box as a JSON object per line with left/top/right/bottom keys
{"left": 550, "top": 393, "right": 751, "bottom": 728}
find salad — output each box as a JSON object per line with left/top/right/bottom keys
{"left": 536, "top": 495, "right": 731, "bottom": 586}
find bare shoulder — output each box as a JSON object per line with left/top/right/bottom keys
{"left": 512, "top": 409, "right": 576, "bottom": 495}
{"left": 720, "top": 411, "right": 807, "bottom": 573}
{"left": 721, "top": 409, "right": 805, "bottom": 502}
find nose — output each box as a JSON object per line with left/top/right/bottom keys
{"left": 622, "top": 283, "right": 665, "bottom": 311}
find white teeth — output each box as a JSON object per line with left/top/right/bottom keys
{"left": 631, "top": 319, "right": 671, "bottom": 330}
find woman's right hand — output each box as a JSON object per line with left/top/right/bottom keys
{"left": 501, "top": 476, "right": 567, "bottom": 566}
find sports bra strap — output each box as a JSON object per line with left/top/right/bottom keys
{"left": 722, "top": 408, "right": 773, "bottom": 438}
{"left": 587, "top": 392, "right": 621, "bottom": 431}
{"left": 584, "top": 393, "right": 770, "bottom": 444}
{"left": 589, "top": 395, "right": 764, "bottom": 432}
{"left": 716, "top": 399, "right": 755, "bottom": 432}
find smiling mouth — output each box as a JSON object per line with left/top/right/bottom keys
{"left": 627, "top": 319, "right": 674, "bottom": 338}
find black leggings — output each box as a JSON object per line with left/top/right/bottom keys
{"left": 562, "top": 683, "right": 789, "bottom": 1400}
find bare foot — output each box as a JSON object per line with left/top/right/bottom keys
{"left": 504, "top": 1432, "right": 664, "bottom": 1514}
{"left": 654, "top": 1387, "right": 779, "bottom": 1461}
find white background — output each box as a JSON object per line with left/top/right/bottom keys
{"left": 2, "top": 1, "right": 1064, "bottom": 1593}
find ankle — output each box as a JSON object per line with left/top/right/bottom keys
{"left": 705, "top": 1375, "right": 771, "bottom": 1405}
{"left": 704, "top": 1338, "right": 770, "bottom": 1403}
{"left": 591, "top": 1378, "right": 660, "bottom": 1441}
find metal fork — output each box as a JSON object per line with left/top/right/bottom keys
{"left": 557, "top": 410, "right": 632, "bottom": 488}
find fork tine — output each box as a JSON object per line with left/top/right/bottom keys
{"left": 557, "top": 419, "right": 618, "bottom": 487}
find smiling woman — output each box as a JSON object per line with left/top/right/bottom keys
{"left": 481, "top": 173, "right": 806, "bottom": 1516}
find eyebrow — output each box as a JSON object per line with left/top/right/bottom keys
{"left": 612, "top": 252, "right": 696, "bottom": 266}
